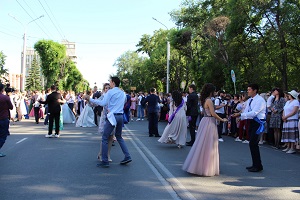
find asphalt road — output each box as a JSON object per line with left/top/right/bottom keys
{"left": 0, "top": 118, "right": 299, "bottom": 200}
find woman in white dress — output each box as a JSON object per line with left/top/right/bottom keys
{"left": 62, "top": 92, "right": 76, "bottom": 124}
{"left": 158, "top": 90, "right": 187, "bottom": 148}
{"left": 76, "top": 90, "right": 96, "bottom": 127}
{"left": 8, "top": 91, "right": 16, "bottom": 123}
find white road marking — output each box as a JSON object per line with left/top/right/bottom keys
{"left": 16, "top": 138, "right": 28, "bottom": 144}
{"left": 124, "top": 126, "right": 196, "bottom": 200}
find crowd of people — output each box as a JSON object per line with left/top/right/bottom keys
{"left": 1, "top": 79, "right": 299, "bottom": 177}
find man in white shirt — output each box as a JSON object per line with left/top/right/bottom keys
{"left": 215, "top": 90, "right": 227, "bottom": 142}
{"left": 136, "top": 92, "right": 145, "bottom": 121}
{"left": 85, "top": 77, "right": 132, "bottom": 168}
{"left": 66, "top": 91, "right": 75, "bottom": 112}
{"left": 232, "top": 84, "right": 266, "bottom": 172}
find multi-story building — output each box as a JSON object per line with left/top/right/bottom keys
{"left": 20, "top": 47, "right": 42, "bottom": 90}
{"left": 8, "top": 73, "right": 21, "bottom": 90}
{"left": 61, "top": 40, "right": 77, "bottom": 64}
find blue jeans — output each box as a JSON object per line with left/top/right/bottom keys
{"left": 137, "top": 105, "right": 144, "bottom": 119}
{"left": 0, "top": 119, "right": 9, "bottom": 149}
{"left": 101, "top": 114, "right": 130, "bottom": 163}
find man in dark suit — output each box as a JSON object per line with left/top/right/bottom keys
{"left": 143, "top": 88, "right": 161, "bottom": 137}
{"left": 92, "top": 86, "right": 102, "bottom": 126}
{"left": 40, "top": 85, "right": 65, "bottom": 138}
{"left": 186, "top": 84, "right": 199, "bottom": 146}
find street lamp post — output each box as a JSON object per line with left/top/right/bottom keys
{"left": 9, "top": 14, "right": 44, "bottom": 92}
{"left": 152, "top": 17, "right": 170, "bottom": 94}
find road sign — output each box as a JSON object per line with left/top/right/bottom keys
{"left": 231, "top": 70, "right": 236, "bottom": 83}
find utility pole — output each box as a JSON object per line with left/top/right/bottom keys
{"left": 9, "top": 14, "right": 44, "bottom": 91}
{"left": 152, "top": 17, "right": 170, "bottom": 94}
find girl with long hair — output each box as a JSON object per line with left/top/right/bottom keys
{"left": 182, "top": 83, "right": 227, "bottom": 176}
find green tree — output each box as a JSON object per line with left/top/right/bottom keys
{"left": 25, "top": 57, "right": 43, "bottom": 91}
{"left": 34, "top": 40, "right": 67, "bottom": 88}
{"left": 34, "top": 39, "right": 88, "bottom": 91}
{"left": 0, "top": 51, "right": 9, "bottom": 84}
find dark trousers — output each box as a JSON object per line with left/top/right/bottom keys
{"left": 148, "top": 112, "right": 159, "bottom": 136}
{"left": 188, "top": 115, "right": 198, "bottom": 143}
{"left": 217, "top": 113, "right": 226, "bottom": 138}
{"left": 0, "top": 119, "right": 9, "bottom": 149}
{"left": 34, "top": 107, "right": 40, "bottom": 123}
{"left": 68, "top": 103, "right": 74, "bottom": 111}
{"left": 44, "top": 107, "right": 49, "bottom": 125}
{"left": 248, "top": 119, "right": 263, "bottom": 168}
{"left": 94, "top": 109, "right": 98, "bottom": 126}
{"left": 48, "top": 112, "right": 60, "bottom": 135}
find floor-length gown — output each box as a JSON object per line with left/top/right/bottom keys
{"left": 76, "top": 103, "right": 96, "bottom": 127}
{"left": 62, "top": 103, "right": 76, "bottom": 124}
{"left": 182, "top": 108, "right": 219, "bottom": 176}
{"left": 158, "top": 101, "right": 187, "bottom": 146}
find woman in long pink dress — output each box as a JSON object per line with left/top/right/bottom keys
{"left": 130, "top": 93, "right": 137, "bottom": 121}
{"left": 182, "top": 83, "right": 228, "bottom": 176}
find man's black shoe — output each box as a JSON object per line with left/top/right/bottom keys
{"left": 120, "top": 157, "right": 132, "bottom": 165}
{"left": 97, "top": 162, "right": 109, "bottom": 168}
{"left": 155, "top": 134, "right": 160, "bottom": 137}
{"left": 248, "top": 167, "right": 263, "bottom": 172}
{"left": 149, "top": 135, "right": 154, "bottom": 137}
{"left": 246, "top": 166, "right": 253, "bottom": 170}
{"left": 186, "top": 142, "right": 193, "bottom": 146}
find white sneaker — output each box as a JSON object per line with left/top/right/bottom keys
{"left": 54, "top": 134, "right": 60, "bottom": 138}
{"left": 45, "top": 134, "right": 53, "bottom": 138}
{"left": 286, "top": 149, "right": 295, "bottom": 154}
{"left": 235, "top": 137, "right": 242, "bottom": 142}
{"left": 131, "top": 118, "right": 134, "bottom": 121}
{"left": 141, "top": 118, "right": 144, "bottom": 121}
{"left": 136, "top": 118, "right": 140, "bottom": 121}
{"left": 282, "top": 148, "right": 290, "bottom": 152}
{"left": 258, "top": 141, "right": 264, "bottom": 145}
{"left": 218, "top": 138, "right": 224, "bottom": 142}
{"left": 242, "top": 140, "right": 249, "bottom": 144}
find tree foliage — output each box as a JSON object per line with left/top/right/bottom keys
{"left": 34, "top": 40, "right": 89, "bottom": 92}
{"left": 102, "top": 0, "right": 300, "bottom": 93}
{"left": 25, "top": 57, "right": 43, "bottom": 91}
{"left": 0, "top": 51, "right": 9, "bottom": 84}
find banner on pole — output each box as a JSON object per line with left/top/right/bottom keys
{"left": 231, "top": 70, "right": 236, "bottom": 83}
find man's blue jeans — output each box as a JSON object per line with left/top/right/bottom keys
{"left": 137, "top": 105, "right": 144, "bottom": 119}
{"left": 101, "top": 114, "right": 130, "bottom": 163}
{"left": 0, "top": 119, "right": 9, "bottom": 149}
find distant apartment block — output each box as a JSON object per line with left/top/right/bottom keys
{"left": 62, "top": 40, "right": 77, "bottom": 64}
{"left": 8, "top": 73, "right": 21, "bottom": 90}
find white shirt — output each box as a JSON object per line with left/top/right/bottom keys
{"left": 283, "top": 100, "right": 299, "bottom": 120}
{"left": 89, "top": 87, "right": 126, "bottom": 114}
{"left": 66, "top": 94, "right": 75, "bottom": 104}
{"left": 137, "top": 95, "right": 144, "bottom": 106}
{"left": 215, "top": 97, "right": 227, "bottom": 114}
{"left": 241, "top": 94, "right": 266, "bottom": 120}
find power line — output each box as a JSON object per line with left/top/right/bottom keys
{"left": 0, "top": 30, "right": 20, "bottom": 38}
{"left": 42, "top": 0, "right": 66, "bottom": 39}
{"left": 38, "top": 0, "right": 65, "bottom": 40}
{"left": 15, "top": 0, "right": 51, "bottom": 38}
{"left": 76, "top": 42, "right": 136, "bottom": 45}
{"left": 21, "top": 0, "right": 54, "bottom": 39}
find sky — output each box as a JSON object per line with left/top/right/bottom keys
{"left": 0, "top": 0, "right": 183, "bottom": 88}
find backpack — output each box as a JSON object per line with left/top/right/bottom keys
{"left": 141, "top": 96, "right": 146, "bottom": 107}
